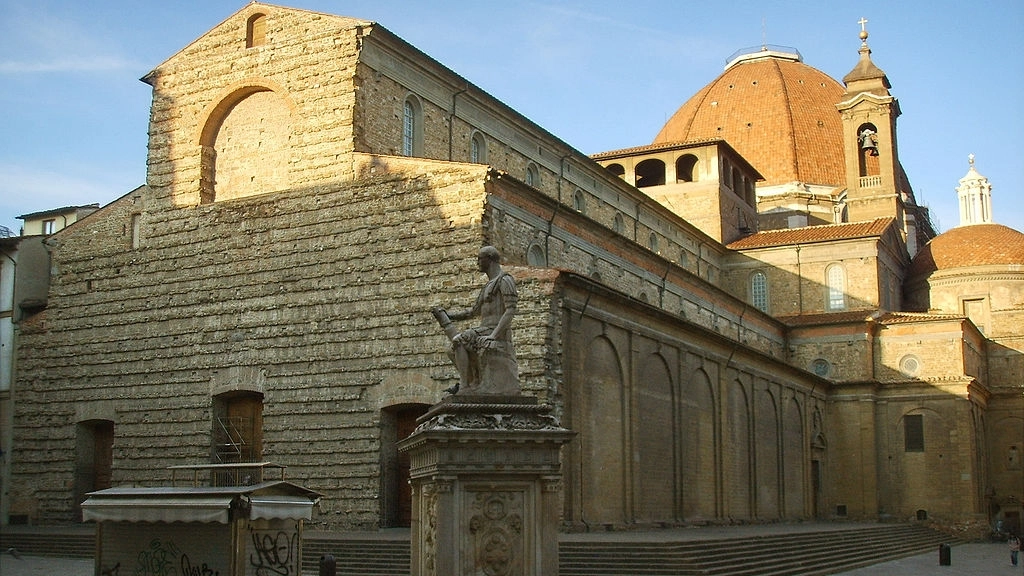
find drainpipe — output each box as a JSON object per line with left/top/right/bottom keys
{"left": 547, "top": 155, "right": 571, "bottom": 259}
{"left": 795, "top": 245, "right": 803, "bottom": 314}
{"left": 447, "top": 85, "right": 469, "bottom": 161}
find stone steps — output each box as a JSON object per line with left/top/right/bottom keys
{"left": 0, "top": 529, "right": 95, "bottom": 558}
{"left": 558, "top": 524, "right": 953, "bottom": 576}
{"left": 1, "top": 523, "right": 957, "bottom": 576}
{"left": 303, "top": 536, "right": 411, "bottom": 576}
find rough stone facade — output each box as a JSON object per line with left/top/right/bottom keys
{"left": 5, "top": 3, "right": 1022, "bottom": 537}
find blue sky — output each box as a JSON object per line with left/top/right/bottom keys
{"left": 1, "top": 0, "right": 1022, "bottom": 236}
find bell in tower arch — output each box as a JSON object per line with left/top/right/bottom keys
{"left": 859, "top": 127, "right": 878, "bottom": 156}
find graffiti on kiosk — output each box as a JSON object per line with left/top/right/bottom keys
{"left": 180, "top": 555, "right": 221, "bottom": 576}
{"left": 249, "top": 530, "right": 298, "bottom": 576}
{"left": 133, "top": 539, "right": 220, "bottom": 576}
{"left": 135, "top": 539, "right": 179, "bottom": 576}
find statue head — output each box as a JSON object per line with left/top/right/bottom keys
{"left": 477, "top": 246, "right": 501, "bottom": 272}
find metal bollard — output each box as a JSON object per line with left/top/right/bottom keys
{"left": 320, "top": 554, "right": 337, "bottom": 576}
{"left": 938, "top": 543, "right": 951, "bottom": 566}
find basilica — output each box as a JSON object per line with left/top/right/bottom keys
{"left": 2, "top": 3, "right": 1021, "bottom": 537}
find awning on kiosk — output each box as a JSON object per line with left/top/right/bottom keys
{"left": 81, "top": 481, "right": 320, "bottom": 524}
{"left": 248, "top": 495, "right": 316, "bottom": 520}
{"left": 82, "top": 495, "right": 234, "bottom": 524}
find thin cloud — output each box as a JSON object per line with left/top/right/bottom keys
{"left": 0, "top": 7, "right": 140, "bottom": 75}
{"left": 0, "top": 55, "right": 137, "bottom": 74}
{"left": 0, "top": 163, "right": 128, "bottom": 228}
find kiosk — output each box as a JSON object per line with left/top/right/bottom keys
{"left": 82, "top": 480, "right": 320, "bottom": 576}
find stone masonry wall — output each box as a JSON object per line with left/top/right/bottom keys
{"left": 145, "top": 6, "right": 365, "bottom": 209}
{"left": 12, "top": 161, "right": 511, "bottom": 527}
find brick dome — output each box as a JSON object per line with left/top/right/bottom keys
{"left": 909, "top": 223, "right": 1024, "bottom": 277}
{"left": 653, "top": 51, "right": 846, "bottom": 188}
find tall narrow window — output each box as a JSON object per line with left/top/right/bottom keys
{"left": 573, "top": 189, "right": 586, "bottom": 213}
{"left": 131, "top": 214, "right": 142, "bottom": 249}
{"left": 470, "top": 132, "right": 487, "bottom": 163}
{"left": 904, "top": 414, "right": 924, "bottom": 452}
{"left": 826, "top": 264, "right": 846, "bottom": 311}
{"left": 526, "top": 163, "right": 539, "bottom": 187}
{"left": 751, "top": 271, "right": 769, "bottom": 312}
{"left": 246, "top": 14, "right": 267, "bottom": 48}
{"left": 402, "top": 96, "right": 422, "bottom": 157}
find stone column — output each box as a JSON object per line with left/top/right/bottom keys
{"left": 397, "top": 395, "right": 574, "bottom": 576}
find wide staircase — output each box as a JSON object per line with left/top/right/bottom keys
{"left": 557, "top": 524, "right": 953, "bottom": 576}
{"left": 2, "top": 522, "right": 956, "bottom": 575}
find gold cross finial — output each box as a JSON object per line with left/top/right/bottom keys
{"left": 858, "top": 17, "right": 868, "bottom": 32}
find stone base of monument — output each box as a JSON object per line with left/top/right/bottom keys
{"left": 397, "top": 394, "right": 575, "bottom": 576}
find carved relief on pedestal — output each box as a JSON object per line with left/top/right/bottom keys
{"left": 466, "top": 490, "right": 525, "bottom": 576}
{"left": 421, "top": 479, "right": 452, "bottom": 576}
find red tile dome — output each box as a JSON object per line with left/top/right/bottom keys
{"left": 909, "top": 223, "right": 1024, "bottom": 277}
{"left": 653, "top": 51, "right": 846, "bottom": 188}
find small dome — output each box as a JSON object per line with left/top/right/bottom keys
{"left": 653, "top": 51, "right": 846, "bottom": 188}
{"left": 909, "top": 223, "right": 1024, "bottom": 277}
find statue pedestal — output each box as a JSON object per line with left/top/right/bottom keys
{"left": 397, "top": 395, "right": 574, "bottom": 576}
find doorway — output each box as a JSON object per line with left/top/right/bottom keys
{"left": 380, "top": 404, "right": 429, "bottom": 527}
{"left": 74, "top": 420, "right": 114, "bottom": 521}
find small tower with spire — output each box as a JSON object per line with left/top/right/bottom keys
{"left": 956, "top": 153, "right": 993, "bottom": 226}
{"left": 836, "top": 19, "right": 902, "bottom": 221}
{"left": 835, "top": 19, "right": 932, "bottom": 255}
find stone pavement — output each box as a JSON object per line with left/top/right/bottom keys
{"left": 2, "top": 542, "right": 1022, "bottom": 575}
{"left": 833, "top": 542, "right": 1024, "bottom": 576}
{"left": 0, "top": 554, "right": 92, "bottom": 576}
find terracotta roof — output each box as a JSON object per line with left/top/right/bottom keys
{"left": 727, "top": 218, "right": 894, "bottom": 250}
{"left": 776, "top": 310, "right": 881, "bottom": 326}
{"left": 777, "top": 310, "right": 964, "bottom": 327}
{"left": 908, "top": 223, "right": 1024, "bottom": 277}
{"left": 876, "top": 312, "right": 964, "bottom": 325}
{"left": 653, "top": 55, "right": 846, "bottom": 187}
{"left": 590, "top": 138, "right": 724, "bottom": 160}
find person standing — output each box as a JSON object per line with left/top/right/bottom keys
{"left": 1010, "top": 534, "right": 1020, "bottom": 566}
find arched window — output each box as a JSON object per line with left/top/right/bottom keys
{"left": 470, "top": 131, "right": 487, "bottom": 163}
{"left": 635, "top": 159, "right": 666, "bottom": 188}
{"left": 573, "top": 189, "right": 586, "bottom": 213}
{"left": 606, "top": 163, "right": 625, "bottom": 178}
{"left": 857, "top": 122, "right": 880, "bottom": 179}
{"left": 246, "top": 14, "right": 267, "bottom": 48}
{"left": 526, "top": 163, "right": 539, "bottom": 187}
{"left": 826, "top": 264, "right": 847, "bottom": 311}
{"left": 402, "top": 96, "right": 423, "bottom": 157}
{"left": 612, "top": 212, "right": 624, "bottom": 234}
{"left": 648, "top": 232, "right": 659, "bottom": 253}
{"left": 676, "top": 154, "right": 698, "bottom": 182}
{"left": 527, "top": 243, "right": 547, "bottom": 266}
{"left": 750, "top": 271, "right": 769, "bottom": 312}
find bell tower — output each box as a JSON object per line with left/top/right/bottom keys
{"left": 836, "top": 19, "right": 905, "bottom": 226}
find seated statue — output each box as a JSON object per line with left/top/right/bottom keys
{"left": 432, "top": 246, "right": 520, "bottom": 396}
